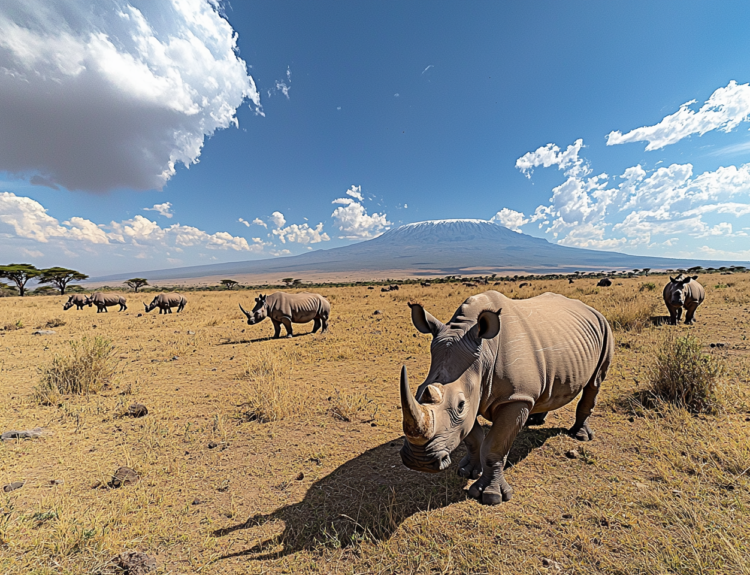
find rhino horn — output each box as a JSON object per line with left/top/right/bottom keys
{"left": 400, "top": 366, "right": 434, "bottom": 444}
{"left": 239, "top": 303, "right": 252, "bottom": 319}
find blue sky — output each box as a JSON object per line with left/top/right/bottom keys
{"left": 2, "top": 0, "right": 750, "bottom": 275}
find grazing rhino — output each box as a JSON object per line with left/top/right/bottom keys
{"left": 597, "top": 278, "right": 612, "bottom": 287}
{"left": 400, "top": 290, "right": 613, "bottom": 505}
{"left": 663, "top": 275, "right": 705, "bottom": 325}
{"left": 239, "top": 292, "right": 330, "bottom": 338}
{"left": 144, "top": 293, "right": 187, "bottom": 314}
{"left": 86, "top": 293, "right": 127, "bottom": 313}
{"left": 63, "top": 294, "right": 88, "bottom": 310}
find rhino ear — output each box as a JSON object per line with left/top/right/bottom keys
{"left": 691, "top": 275, "right": 699, "bottom": 281}
{"left": 408, "top": 301, "right": 444, "bottom": 336}
{"left": 420, "top": 384, "right": 443, "bottom": 405}
{"left": 475, "top": 308, "right": 501, "bottom": 340}
{"left": 670, "top": 276, "right": 677, "bottom": 283}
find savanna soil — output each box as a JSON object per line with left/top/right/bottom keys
{"left": 0, "top": 275, "right": 749, "bottom": 574}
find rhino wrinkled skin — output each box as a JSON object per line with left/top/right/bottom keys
{"left": 663, "top": 275, "right": 705, "bottom": 325}
{"left": 85, "top": 293, "right": 127, "bottom": 313}
{"left": 400, "top": 290, "right": 613, "bottom": 506}
{"left": 144, "top": 293, "right": 187, "bottom": 314}
{"left": 240, "top": 292, "right": 330, "bottom": 338}
{"left": 63, "top": 294, "right": 88, "bottom": 310}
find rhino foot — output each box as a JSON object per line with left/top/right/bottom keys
{"left": 482, "top": 487, "right": 512, "bottom": 506}
{"left": 570, "top": 423, "right": 594, "bottom": 441}
{"left": 526, "top": 412, "right": 548, "bottom": 426}
{"left": 457, "top": 454, "right": 482, "bottom": 479}
{"left": 468, "top": 476, "right": 513, "bottom": 505}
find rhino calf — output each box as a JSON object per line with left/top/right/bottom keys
{"left": 400, "top": 291, "right": 613, "bottom": 505}
{"left": 663, "top": 275, "right": 705, "bottom": 325}
{"left": 144, "top": 293, "right": 187, "bottom": 314}
{"left": 63, "top": 294, "right": 88, "bottom": 310}
{"left": 85, "top": 293, "right": 127, "bottom": 313}
{"left": 240, "top": 292, "right": 330, "bottom": 338}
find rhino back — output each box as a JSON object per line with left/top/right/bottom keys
{"left": 165, "top": 294, "right": 183, "bottom": 306}
{"left": 686, "top": 280, "right": 705, "bottom": 305}
{"left": 267, "top": 292, "right": 325, "bottom": 319}
{"left": 461, "top": 292, "right": 608, "bottom": 414}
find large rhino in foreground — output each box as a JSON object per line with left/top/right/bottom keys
{"left": 663, "top": 275, "right": 705, "bottom": 325}
{"left": 144, "top": 293, "right": 187, "bottom": 314}
{"left": 400, "top": 290, "right": 613, "bottom": 505}
{"left": 240, "top": 292, "right": 330, "bottom": 338}
{"left": 63, "top": 294, "right": 88, "bottom": 310}
{"left": 85, "top": 293, "right": 127, "bottom": 312}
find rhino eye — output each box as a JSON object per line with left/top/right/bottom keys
{"left": 457, "top": 400, "right": 465, "bottom": 412}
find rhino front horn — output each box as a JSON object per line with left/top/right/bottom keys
{"left": 239, "top": 303, "right": 251, "bottom": 319}
{"left": 400, "top": 366, "right": 434, "bottom": 444}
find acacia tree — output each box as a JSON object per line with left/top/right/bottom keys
{"left": 221, "top": 279, "right": 239, "bottom": 290}
{"left": 0, "top": 264, "right": 41, "bottom": 297}
{"left": 38, "top": 267, "right": 88, "bottom": 295}
{"left": 125, "top": 278, "right": 149, "bottom": 292}
{"left": 281, "top": 277, "right": 294, "bottom": 286}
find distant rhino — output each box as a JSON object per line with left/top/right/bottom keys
{"left": 86, "top": 293, "right": 127, "bottom": 313}
{"left": 144, "top": 293, "right": 187, "bottom": 314}
{"left": 663, "top": 275, "right": 705, "bottom": 325}
{"left": 463, "top": 282, "right": 478, "bottom": 287}
{"left": 597, "top": 278, "right": 612, "bottom": 287}
{"left": 240, "top": 292, "right": 330, "bottom": 338}
{"left": 400, "top": 291, "right": 613, "bottom": 505}
{"left": 421, "top": 281, "right": 431, "bottom": 287}
{"left": 63, "top": 294, "right": 88, "bottom": 310}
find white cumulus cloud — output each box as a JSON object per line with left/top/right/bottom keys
{"left": 270, "top": 211, "right": 286, "bottom": 228}
{"left": 331, "top": 186, "right": 390, "bottom": 239}
{"left": 0, "top": 0, "right": 261, "bottom": 192}
{"left": 515, "top": 139, "right": 590, "bottom": 179}
{"left": 490, "top": 208, "right": 528, "bottom": 232}
{"left": 143, "top": 202, "right": 173, "bottom": 218}
{"left": 272, "top": 222, "right": 330, "bottom": 245}
{"left": 606, "top": 81, "right": 750, "bottom": 151}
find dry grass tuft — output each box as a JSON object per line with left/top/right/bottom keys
{"left": 33, "top": 336, "right": 119, "bottom": 405}
{"left": 643, "top": 333, "right": 724, "bottom": 414}
{"left": 601, "top": 294, "right": 657, "bottom": 332}
{"left": 639, "top": 281, "right": 657, "bottom": 291}
{"left": 238, "top": 346, "right": 300, "bottom": 422}
{"left": 327, "top": 389, "right": 378, "bottom": 422}
{"left": 44, "top": 317, "right": 66, "bottom": 328}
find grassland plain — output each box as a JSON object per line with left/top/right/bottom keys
{"left": 0, "top": 274, "right": 749, "bottom": 574}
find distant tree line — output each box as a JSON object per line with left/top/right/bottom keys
{"left": 0, "top": 264, "right": 88, "bottom": 296}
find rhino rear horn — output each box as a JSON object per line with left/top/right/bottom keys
{"left": 400, "top": 366, "right": 434, "bottom": 444}
{"left": 239, "top": 303, "right": 252, "bottom": 319}
{"left": 408, "top": 301, "right": 444, "bottom": 336}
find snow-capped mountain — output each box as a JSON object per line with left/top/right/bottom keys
{"left": 92, "top": 219, "right": 741, "bottom": 282}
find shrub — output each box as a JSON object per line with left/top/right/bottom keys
{"left": 327, "top": 390, "right": 378, "bottom": 422}
{"left": 238, "top": 347, "right": 299, "bottom": 423}
{"left": 45, "top": 318, "right": 66, "bottom": 328}
{"left": 34, "top": 337, "right": 119, "bottom": 405}
{"left": 639, "top": 282, "right": 657, "bottom": 292}
{"left": 602, "top": 295, "right": 657, "bottom": 332}
{"left": 644, "top": 334, "right": 723, "bottom": 414}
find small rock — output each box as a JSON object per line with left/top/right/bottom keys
{"left": 207, "top": 441, "right": 218, "bottom": 449}
{"left": 115, "top": 550, "right": 156, "bottom": 575}
{"left": 136, "top": 313, "right": 143, "bottom": 317}
{"left": 373, "top": 310, "right": 382, "bottom": 315}
{"left": 171, "top": 356, "right": 179, "bottom": 361}
{"left": 3, "top": 482, "right": 24, "bottom": 493}
{"left": 672, "top": 490, "right": 682, "bottom": 497}
{"left": 561, "top": 513, "right": 572, "bottom": 519}
{"left": 2, "top": 427, "right": 45, "bottom": 441}
{"left": 295, "top": 472, "right": 304, "bottom": 481}
{"left": 127, "top": 404, "right": 148, "bottom": 418}
{"left": 628, "top": 416, "right": 635, "bottom": 422}
{"left": 542, "top": 558, "right": 563, "bottom": 572}
{"left": 50, "top": 479, "right": 64, "bottom": 486}
{"left": 109, "top": 467, "right": 139, "bottom": 488}
{"left": 32, "top": 330, "right": 55, "bottom": 335}
{"left": 187, "top": 331, "right": 195, "bottom": 335}
{"left": 191, "top": 498, "right": 202, "bottom": 505}
{"left": 565, "top": 449, "right": 579, "bottom": 459}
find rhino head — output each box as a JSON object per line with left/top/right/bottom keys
{"left": 63, "top": 295, "right": 75, "bottom": 310}
{"left": 239, "top": 294, "right": 268, "bottom": 325}
{"left": 83, "top": 296, "right": 93, "bottom": 307}
{"left": 399, "top": 301, "right": 501, "bottom": 473}
{"left": 669, "top": 275, "right": 698, "bottom": 307}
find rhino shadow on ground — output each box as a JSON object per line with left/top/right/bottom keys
{"left": 212, "top": 425, "right": 566, "bottom": 562}
{"left": 218, "top": 332, "right": 316, "bottom": 345}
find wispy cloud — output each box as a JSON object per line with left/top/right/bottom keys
{"left": 144, "top": 202, "right": 174, "bottom": 218}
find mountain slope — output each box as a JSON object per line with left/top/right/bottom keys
{"left": 91, "top": 219, "right": 744, "bottom": 282}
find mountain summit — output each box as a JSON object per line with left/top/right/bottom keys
{"left": 92, "top": 219, "right": 741, "bottom": 282}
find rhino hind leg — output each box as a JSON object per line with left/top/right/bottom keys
{"left": 458, "top": 420, "right": 483, "bottom": 480}
{"left": 570, "top": 371, "right": 606, "bottom": 442}
{"left": 526, "top": 412, "right": 548, "bottom": 426}
{"left": 468, "top": 402, "right": 529, "bottom": 505}
{"left": 684, "top": 304, "right": 698, "bottom": 324}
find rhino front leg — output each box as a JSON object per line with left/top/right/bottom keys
{"left": 280, "top": 317, "right": 294, "bottom": 338}
{"left": 270, "top": 318, "right": 282, "bottom": 338}
{"left": 458, "top": 419, "right": 484, "bottom": 479}
{"left": 312, "top": 318, "right": 321, "bottom": 333}
{"left": 468, "top": 401, "right": 529, "bottom": 505}
{"left": 321, "top": 316, "right": 329, "bottom": 333}
{"left": 526, "top": 411, "right": 548, "bottom": 426}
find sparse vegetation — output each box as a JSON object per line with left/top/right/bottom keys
{"left": 238, "top": 347, "right": 300, "bottom": 422}
{"left": 643, "top": 333, "right": 724, "bottom": 414}
{"left": 327, "top": 389, "right": 378, "bottom": 422}
{"left": 639, "top": 281, "right": 656, "bottom": 291}
{"left": 33, "top": 336, "right": 119, "bottom": 405}
{"left": 601, "top": 294, "right": 657, "bottom": 332}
